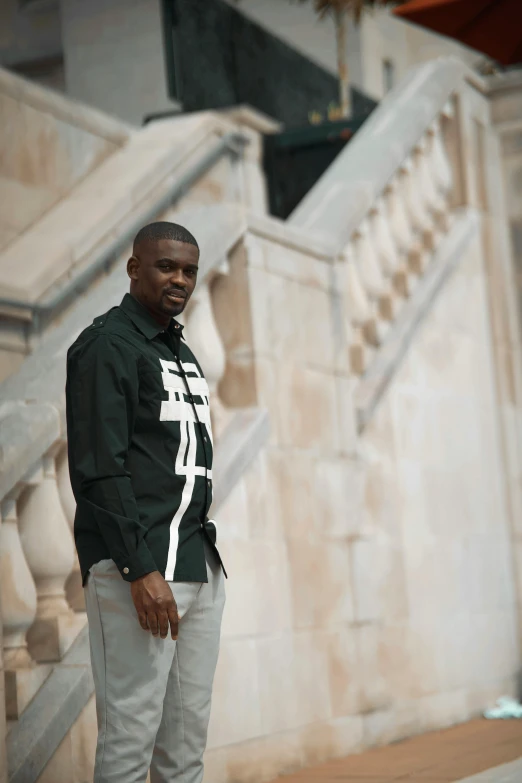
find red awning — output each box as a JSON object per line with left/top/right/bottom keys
{"left": 393, "top": 0, "right": 522, "bottom": 66}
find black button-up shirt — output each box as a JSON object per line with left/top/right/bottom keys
{"left": 66, "top": 293, "right": 224, "bottom": 584}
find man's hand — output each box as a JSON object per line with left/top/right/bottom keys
{"left": 130, "top": 571, "right": 180, "bottom": 639}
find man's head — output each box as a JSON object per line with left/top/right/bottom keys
{"left": 127, "top": 221, "right": 200, "bottom": 326}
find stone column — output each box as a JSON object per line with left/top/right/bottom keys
{"left": 18, "top": 453, "right": 84, "bottom": 662}
{"left": 185, "top": 271, "right": 229, "bottom": 438}
{"left": 56, "top": 445, "right": 84, "bottom": 612}
{"left": 0, "top": 494, "right": 50, "bottom": 719}
{"left": 0, "top": 520, "right": 7, "bottom": 783}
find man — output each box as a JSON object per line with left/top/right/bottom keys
{"left": 66, "top": 221, "right": 226, "bottom": 783}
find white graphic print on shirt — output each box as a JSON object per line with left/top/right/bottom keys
{"left": 159, "top": 358, "right": 213, "bottom": 580}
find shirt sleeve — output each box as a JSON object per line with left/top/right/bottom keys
{"left": 66, "top": 333, "right": 157, "bottom": 582}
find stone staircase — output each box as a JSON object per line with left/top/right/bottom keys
{"left": 1, "top": 57, "right": 521, "bottom": 783}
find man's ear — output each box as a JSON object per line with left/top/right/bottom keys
{"left": 127, "top": 255, "right": 140, "bottom": 281}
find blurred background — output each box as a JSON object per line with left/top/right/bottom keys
{"left": 1, "top": 1, "right": 522, "bottom": 782}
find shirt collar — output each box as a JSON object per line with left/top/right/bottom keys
{"left": 120, "top": 293, "right": 184, "bottom": 340}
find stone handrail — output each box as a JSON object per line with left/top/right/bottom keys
{"left": 0, "top": 68, "right": 131, "bottom": 145}
{"left": 0, "top": 203, "right": 268, "bottom": 742}
{"left": 0, "top": 117, "right": 248, "bottom": 317}
{"left": 290, "top": 57, "right": 471, "bottom": 243}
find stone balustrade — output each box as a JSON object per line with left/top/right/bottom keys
{"left": 341, "top": 113, "right": 455, "bottom": 376}
{"left": 0, "top": 444, "right": 79, "bottom": 720}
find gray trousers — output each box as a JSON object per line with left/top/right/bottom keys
{"left": 84, "top": 543, "right": 225, "bottom": 783}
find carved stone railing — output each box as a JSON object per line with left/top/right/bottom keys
{"left": 339, "top": 110, "right": 455, "bottom": 378}
{"left": 290, "top": 57, "right": 483, "bottom": 425}
{"left": 0, "top": 204, "right": 268, "bottom": 778}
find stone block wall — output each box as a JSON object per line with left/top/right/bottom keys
{"left": 198, "top": 223, "right": 520, "bottom": 782}
{"left": 360, "top": 234, "right": 519, "bottom": 741}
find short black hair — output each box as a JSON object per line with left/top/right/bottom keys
{"left": 133, "top": 221, "right": 199, "bottom": 253}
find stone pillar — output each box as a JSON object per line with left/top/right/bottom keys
{"left": 185, "top": 271, "right": 229, "bottom": 438}
{"left": 0, "top": 520, "right": 7, "bottom": 783}
{"left": 18, "top": 454, "right": 84, "bottom": 662}
{"left": 56, "top": 445, "right": 84, "bottom": 612}
{"left": 0, "top": 494, "right": 50, "bottom": 719}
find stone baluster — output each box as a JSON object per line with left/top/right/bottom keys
{"left": 0, "top": 494, "right": 50, "bottom": 719}
{"left": 352, "top": 219, "right": 393, "bottom": 334}
{"left": 398, "top": 160, "right": 429, "bottom": 276}
{"left": 429, "top": 119, "right": 453, "bottom": 230}
{"left": 416, "top": 133, "right": 445, "bottom": 246}
{"left": 412, "top": 145, "right": 438, "bottom": 249}
{"left": 370, "top": 198, "right": 400, "bottom": 281}
{"left": 385, "top": 179, "right": 416, "bottom": 297}
{"left": 184, "top": 263, "right": 229, "bottom": 439}
{"left": 56, "top": 445, "right": 85, "bottom": 612}
{"left": 342, "top": 244, "right": 376, "bottom": 375}
{"left": 18, "top": 452, "right": 84, "bottom": 662}
{"left": 352, "top": 219, "right": 388, "bottom": 302}
{"left": 367, "top": 203, "right": 403, "bottom": 322}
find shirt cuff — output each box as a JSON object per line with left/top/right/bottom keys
{"left": 116, "top": 540, "right": 158, "bottom": 582}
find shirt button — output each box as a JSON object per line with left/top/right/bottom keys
{"left": 204, "top": 436, "right": 207, "bottom": 442}
{"left": 207, "top": 480, "right": 211, "bottom": 487}
{"left": 123, "top": 567, "right": 129, "bottom": 575}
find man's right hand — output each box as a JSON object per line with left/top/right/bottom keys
{"left": 130, "top": 571, "right": 180, "bottom": 640}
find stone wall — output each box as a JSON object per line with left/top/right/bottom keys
{"left": 0, "top": 68, "right": 128, "bottom": 254}
{"left": 194, "top": 217, "right": 520, "bottom": 782}
{"left": 488, "top": 70, "right": 522, "bottom": 344}
{"left": 361, "top": 234, "right": 519, "bottom": 740}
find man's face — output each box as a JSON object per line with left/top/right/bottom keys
{"left": 128, "top": 238, "right": 199, "bottom": 323}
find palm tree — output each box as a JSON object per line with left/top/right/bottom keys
{"left": 301, "top": 0, "right": 406, "bottom": 117}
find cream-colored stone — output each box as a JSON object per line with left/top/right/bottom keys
{"left": 0, "top": 80, "right": 119, "bottom": 263}
{"left": 246, "top": 265, "right": 275, "bottom": 359}
{"left": 252, "top": 358, "right": 281, "bottom": 445}
{"left": 214, "top": 475, "right": 250, "bottom": 542}
{"left": 207, "top": 638, "right": 262, "bottom": 749}
{"left": 219, "top": 727, "right": 303, "bottom": 783}
{"left": 70, "top": 695, "right": 97, "bottom": 783}
{"left": 334, "top": 375, "right": 359, "bottom": 456}
{"left": 256, "top": 632, "right": 330, "bottom": 734}
{"left": 417, "top": 689, "right": 469, "bottom": 734}
{"left": 286, "top": 539, "right": 354, "bottom": 630}
{"left": 363, "top": 459, "right": 402, "bottom": 540}
{"left": 276, "top": 365, "right": 339, "bottom": 452}
{"left": 315, "top": 457, "right": 364, "bottom": 539}
{"left": 244, "top": 451, "right": 281, "bottom": 541}
{"left": 261, "top": 239, "right": 331, "bottom": 292}
{"left": 37, "top": 727, "right": 74, "bottom": 783}
{"left": 267, "top": 449, "right": 317, "bottom": 541}
{"left": 219, "top": 539, "right": 291, "bottom": 639}
{"left": 0, "top": 669, "right": 6, "bottom": 783}
{"left": 299, "top": 716, "right": 364, "bottom": 767}
{"left": 356, "top": 624, "right": 392, "bottom": 714}
{"left": 5, "top": 663, "right": 51, "bottom": 720}
{"left": 322, "top": 629, "right": 360, "bottom": 718}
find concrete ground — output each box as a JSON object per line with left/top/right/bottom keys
{"left": 268, "top": 719, "right": 522, "bottom": 783}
